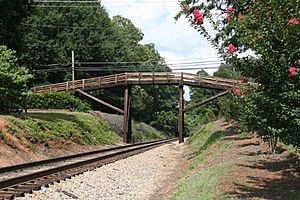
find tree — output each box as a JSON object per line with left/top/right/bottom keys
{"left": 19, "top": 4, "right": 178, "bottom": 135}
{"left": 179, "top": 0, "right": 300, "bottom": 151}
{"left": 0, "top": 0, "right": 30, "bottom": 51}
{"left": 0, "top": 46, "right": 32, "bottom": 112}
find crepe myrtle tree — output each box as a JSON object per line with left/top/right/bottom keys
{"left": 177, "top": 0, "right": 300, "bottom": 152}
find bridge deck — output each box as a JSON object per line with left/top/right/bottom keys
{"left": 31, "top": 72, "right": 239, "bottom": 93}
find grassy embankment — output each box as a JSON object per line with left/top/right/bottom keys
{"left": 172, "top": 123, "right": 235, "bottom": 200}
{"left": 1, "top": 112, "right": 118, "bottom": 146}
{"left": 132, "top": 122, "right": 166, "bottom": 142}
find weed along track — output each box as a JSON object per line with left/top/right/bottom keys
{"left": 0, "top": 138, "right": 176, "bottom": 199}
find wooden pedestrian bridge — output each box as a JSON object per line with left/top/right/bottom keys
{"left": 31, "top": 72, "right": 244, "bottom": 143}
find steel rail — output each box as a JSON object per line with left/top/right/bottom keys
{"left": 0, "top": 138, "right": 169, "bottom": 174}
{"left": 0, "top": 138, "right": 176, "bottom": 199}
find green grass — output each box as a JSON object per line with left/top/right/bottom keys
{"left": 189, "top": 123, "right": 226, "bottom": 155}
{"left": 3, "top": 112, "right": 118, "bottom": 145}
{"left": 239, "top": 131, "right": 252, "bottom": 139}
{"left": 0, "top": 129, "right": 6, "bottom": 140}
{"left": 132, "top": 122, "right": 166, "bottom": 142}
{"left": 173, "top": 123, "right": 234, "bottom": 199}
{"left": 172, "top": 162, "right": 232, "bottom": 200}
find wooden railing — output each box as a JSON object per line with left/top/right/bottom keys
{"left": 31, "top": 72, "right": 240, "bottom": 93}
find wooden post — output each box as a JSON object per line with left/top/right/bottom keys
{"left": 123, "top": 85, "right": 132, "bottom": 143}
{"left": 178, "top": 84, "right": 184, "bottom": 143}
{"left": 72, "top": 51, "right": 75, "bottom": 82}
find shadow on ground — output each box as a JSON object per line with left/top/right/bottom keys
{"left": 225, "top": 146, "right": 300, "bottom": 200}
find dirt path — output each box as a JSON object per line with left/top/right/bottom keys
{"left": 207, "top": 120, "right": 300, "bottom": 199}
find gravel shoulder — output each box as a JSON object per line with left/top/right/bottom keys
{"left": 16, "top": 141, "right": 189, "bottom": 200}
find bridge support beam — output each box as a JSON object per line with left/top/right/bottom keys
{"left": 183, "top": 90, "right": 229, "bottom": 113}
{"left": 76, "top": 89, "right": 124, "bottom": 114}
{"left": 178, "top": 84, "right": 184, "bottom": 143}
{"left": 123, "top": 85, "right": 132, "bottom": 143}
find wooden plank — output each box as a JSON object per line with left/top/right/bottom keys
{"left": 76, "top": 89, "right": 124, "bottom": 114}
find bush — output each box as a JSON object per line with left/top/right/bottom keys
{"left": 26, "top": 92, "right": 91, "bottom": 112}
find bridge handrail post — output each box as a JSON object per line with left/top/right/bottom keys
{"left": 198, "top": 73, "right": 201, "bottom": 85}
{"left": 181, "top": 72, "right": 183, "bottom": 84}
{"left": 152, "top": 71, "right": 155, "bottom": 84}
{"left": 115, "top": 74, "right": 118, "bottom": 86}
{"left": 167, "top": 72, "right": 169, "bottom": 82}
{"left": 139, "top": 72, "right": 141, "bottom": 84}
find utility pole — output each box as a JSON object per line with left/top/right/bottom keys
{"left": 72, "top": 51, "right": 75, "bottom": 82}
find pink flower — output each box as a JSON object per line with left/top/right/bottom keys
{"left": 238, "top": 13, "right": 244, "bottom": 21}
{"left": 227, "top": 44, "right": 237, "bottom": 53}
{"left": 193, "top": 9, "right": 201, "bottom": 18}
{"left": 298, "top": 60, "right": 300, "bottom": 65}
{"left": 288, "top": 18, "right": 299, "bottom": 25}
{"left": 257, "top": 35, "right": 264, "bottom": 40}
{"left": 196, "top": 15, "right": 204, "bottom": 25}
{"left": 289, "top": 66, "right": 298, "bottom": 76}
{"left": 226, "top": 15, "right": 231, "bottom": 21}
{"left": 232, "top": 89, "right": 240, "bottom": 95}
{"left": 226, "top": 7, "right": 235, "bottom": 14}
{"left": 239, "top": 76, "right": 248, "bottom": 83}
{"left": 241, "top": 91, "right": 248, "bottom": 96}
{"left": 193, "top": 9, "right": 204, "bottom": 25}
{"left": 289, "top": 71, "right": 296, "bottom": 77}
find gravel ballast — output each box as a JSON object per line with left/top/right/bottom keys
{"left": 16, "top": 141, "right": 186, "bottom": 200}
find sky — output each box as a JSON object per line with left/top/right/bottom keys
{"left": 101, "top": 0, "right": 222, "bottom": 99}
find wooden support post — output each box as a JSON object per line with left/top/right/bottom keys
{"left": 178, "top": 84, "right": 184, "bottom": 143}
{"left": 123, "top": 85, "right": 132, "bottom": 143}
{"left": 72, "top": 51, "right": 75, "bottom": 82}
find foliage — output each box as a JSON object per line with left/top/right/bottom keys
{"left": 26, "top": 92, "right": 91, "bottom": 112}
{"left": 0, "top": 0, "right": 30, "bottom": 51}
{"left": 213, "top": 63, "right": 241, "bottom": 80}
{"left": 150, "top": 111, "right": 178, "bottom": 136}
{"left": 5, "top": 111, "right": 117, "bottom": 145}
{"left": 132, "top": 122, "right": 166, "bottom": 143}
{"left": 0, "top": 129, "right": 7, "bottom": 140}
{"left": 186, "top": 66, "right": 239, "bottom": 132}
{"left": 0, "top": 46, "right": 32, "bottom": 113}
{"left": 179, "top": 0, "right": 300, "bottom": 151}
{"left": 18, "top": 5, "right": 178, "bottom": 135}
{"left": 1, "top": 2, "right": 179, "bottom": 135}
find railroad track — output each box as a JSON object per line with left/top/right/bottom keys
{"left": 0, "top": 138, "right": 176, "bottom": 199}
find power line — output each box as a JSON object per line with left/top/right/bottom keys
{"left": 32, "top": 0, "right": 177, "bottom": 3}
{"left": 34, "top": 59, "right": 223, "bottom": 67}
{"left": 21, "top": 24, "right": 101, "bottom": 30}
{"left": 77, "top": 60, "right": 222, "bottom": 65}
{"left": 30, "top": 5, "right": 100, "bottom": 8}
{"left": 32, "top": 65, "right": 221, "bottom": 73}
{"left": 33, "top": 0, "right": 100, "bottom": 3}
